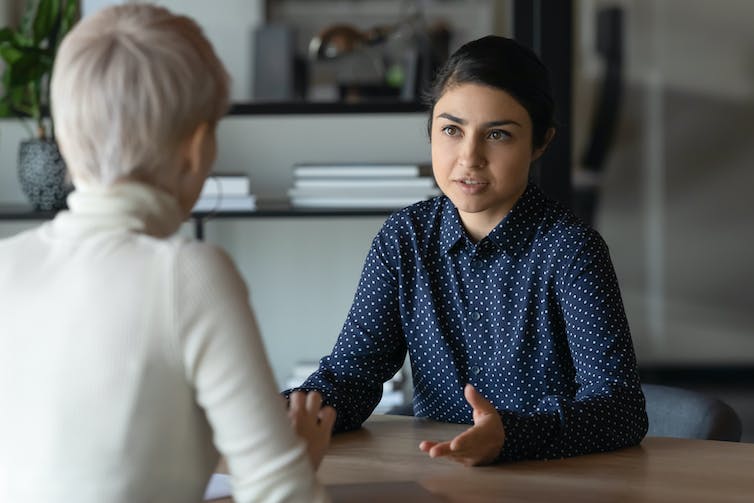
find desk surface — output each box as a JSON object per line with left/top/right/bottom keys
{"left": 217, "top": 414, "right": 754, "bottom": 502}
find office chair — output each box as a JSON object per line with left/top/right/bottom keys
{"left": 642, "top": 383, "right": 742, "bottom": 442}
{"left": 387, "top": 383, "right": 743, "bottom": 442}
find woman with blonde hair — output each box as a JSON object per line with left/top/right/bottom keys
{"left": 0, "top": 4, "right": 333, "bottom": 502}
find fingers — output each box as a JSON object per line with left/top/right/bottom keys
{"left": 420, "top": 438, "right": 477, "bottom": 466}
{"left": 419, "top": 440, "right": 453, "bottom": 457}
{"left": 287, "top": 391, "right": 337, "bottom": 470}
{"left": 420, "top": 436, "right": 470, "bottom": 457}
{"left": 419, "top": 440, "right": 437, "bottom": 453}
{"left": 305, "top": 390, "right": 323, "bottom": 413}
{"left": 418, "top": 386, "right": 503, "bottom": 467}
{"left": 318, "top": 405, "right": 337, "bottom": 430}
{"left": 464, "top": 384, "right": 496, "bottom": 414}
{"left": 288, "top": 391, "right": 329, "bottom": 426}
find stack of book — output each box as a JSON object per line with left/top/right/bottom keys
{"left": 288, "top": 163, "right": 440, "bottom": 209}
{"left": 193, "top": 174, "right": 256, "bottom": 212}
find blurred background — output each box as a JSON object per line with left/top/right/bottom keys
{"left": 1, "top": 0, "right": 752, "bottom": 438}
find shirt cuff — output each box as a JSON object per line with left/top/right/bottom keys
{"left": 496, "top": 409, "right": 561, "bottom": 462}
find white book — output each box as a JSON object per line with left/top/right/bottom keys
{"left": 192, "top": 195, "right": 256, "bottom": 212}
{"left": 293, "top": 177, "right": 437, "bottom": 190}
{"left": 290, "top": 195, "right": 432, "bottom": 209}
{"left": 293, "top": 164, "right": 423, "bottom": 179}
{"left": 200, "top": 175, "right": 250, "bottom": 197}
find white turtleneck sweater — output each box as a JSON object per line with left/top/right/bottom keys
{"left": 0, "top": 182, "right": 329, "bottom": 503}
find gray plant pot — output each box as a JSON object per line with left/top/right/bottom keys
{"left": 17, "top": 139, "right": 73, "bottom": 211}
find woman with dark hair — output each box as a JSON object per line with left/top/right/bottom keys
{"left": 288, "top": 35, "right": 647, "bottom": 466}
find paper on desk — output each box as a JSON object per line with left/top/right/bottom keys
{"left": 203, "top": 473, "right": 232, "bottom": 501}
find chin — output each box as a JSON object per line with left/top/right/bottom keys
{"left": 449, "top": 198, "right": 490, "bottom": 214}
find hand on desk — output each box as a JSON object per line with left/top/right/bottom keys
{"left": 288, "top": 391, "right": 337, "bottom": 470}
{"left": 419, "top": 384, "right": 505, "bottom": 466}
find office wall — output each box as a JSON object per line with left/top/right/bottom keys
{"left": 574, "top": 0, "right": 754, "bottom": 364}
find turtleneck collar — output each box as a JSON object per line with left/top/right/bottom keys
{"left": 51, "top": 181, "right": 185, "bottom": 239}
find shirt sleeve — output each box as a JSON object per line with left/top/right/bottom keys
{"left": 497, "top": 231, "right": 648, "bottom": 462}
{"left": 284, "top": 228, "right": 408, "bottom": 433}
{"left": 174, "top": 242, "right": 330, "bottom": 502}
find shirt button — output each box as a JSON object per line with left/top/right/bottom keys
{"left": 471, "top": 366, "right": 482, "bottom": 375}
{"left": 471, "top": 259, "right": 481, "bottom": 268}
{"left": 470, "top": 311, "right": 482, "bottom": 321}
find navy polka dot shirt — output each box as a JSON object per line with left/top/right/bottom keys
{"left": 291, "top": 184, "right": 648, "bottom": 462}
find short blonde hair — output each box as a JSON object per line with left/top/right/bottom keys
{"left": 51, "top": 4, "right": 230, "bottom": 186}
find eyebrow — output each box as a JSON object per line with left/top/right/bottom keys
{"left": 436, "top": 112, "right": 522, "bottom": 128}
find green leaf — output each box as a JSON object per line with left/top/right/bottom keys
{"left": 0, "top": 84, "right": 34, "bottom": 118}
{"left": 0, "top": 45, "right": 24, "bottom": 65}
{"left": 0, "top": 100, "right": 11, "bottom": 117}
{"left": 33, "top": 0, "right": 61, "bottom": 46}
{"left": 0, "top": 28, "right": 15, "bottom": 43}
{"left": 7, "top": 53, "right": 52, "bottom": 87}
{"left": 14, "top": 32, "right": 34, "bottom": 47}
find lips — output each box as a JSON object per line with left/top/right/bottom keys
{"left": 453, "top": 177, "right": 488, "bottom": 194}
{"left": 458, "top": 178, "right": 485, "bottom": 185}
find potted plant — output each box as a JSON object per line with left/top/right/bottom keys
{"left": 0, "top": 0, "right": 78, "bottom": 211}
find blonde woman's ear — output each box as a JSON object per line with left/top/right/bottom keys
{"left": 185, "top": 122, "right": 211, "bottom": 175}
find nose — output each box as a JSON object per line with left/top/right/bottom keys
{"left": 458, "top": 136, "right": 486, "bottom": 169}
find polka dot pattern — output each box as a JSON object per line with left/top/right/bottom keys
{"left": 293, "top": 184, "right": 648, "bottom": 461}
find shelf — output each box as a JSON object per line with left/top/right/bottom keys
{"left": 0, "top": 204, "right": 393, "bottom": 240}
{"left": 0, "top": 205, "right": 57, "bottom": 220}
{"left": 31, "top": 101, "right": 427, "bottom": 120}
{"left": 0, "top": 205, "right": 393, "bottom": 220}
{"left": 227, "top": 101, "right": 426, "bottom": 115}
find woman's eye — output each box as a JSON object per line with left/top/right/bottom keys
{"left": 441, "top": 125, "right": 459, "bottom": 137}
{"left": 487, "top": 129, "right": 510, "bottom": 141}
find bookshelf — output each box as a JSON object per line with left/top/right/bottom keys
{"left": 0, "top": 205, "right": 394, "bottom": 241}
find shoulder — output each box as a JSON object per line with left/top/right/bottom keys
{"left": 539, "top": 194, "right": 601, "bottom": 246}
{"left": 0, "top": 222, "right": 48, "bottom": 249}
{"left": 167, "top": 237, "right": 248, "bottom": 296}
{"left": 528, "top": 191, "right": 610, "bottom": 270}
{"left": 170, "top": 236, "right": 235, "bottom": 269}
{"left": 378, "top": 196, "right": 445, "bottom": 244}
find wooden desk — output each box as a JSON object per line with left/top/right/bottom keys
{"left": 217, "top": 414, "right": 754, "bottom": 502}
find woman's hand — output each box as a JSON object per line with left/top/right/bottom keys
{"left": 419, "top": 384, "right": 505, "bottom": 466}
{"left": 287, "top": 391, "right": 337, "bottom": 470}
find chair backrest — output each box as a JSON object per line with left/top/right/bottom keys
{"left": 642, "top": 383, "right": 742, "bottom": 442}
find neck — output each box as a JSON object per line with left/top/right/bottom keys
{"left": 64, "top": 181, "right": 185, "bottom": 238}
{"left": 459, "top": 206, "right": 513, "bottom": 242}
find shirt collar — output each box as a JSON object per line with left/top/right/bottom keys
{"left": 439, "top": 184, "right": 546, "bottom": 256}
{"left": 439, "top": 197, "right": 465, "bottom": 254}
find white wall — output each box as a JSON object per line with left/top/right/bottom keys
{"left": 78, "top": 0, "right": 265, "bottom": 102}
